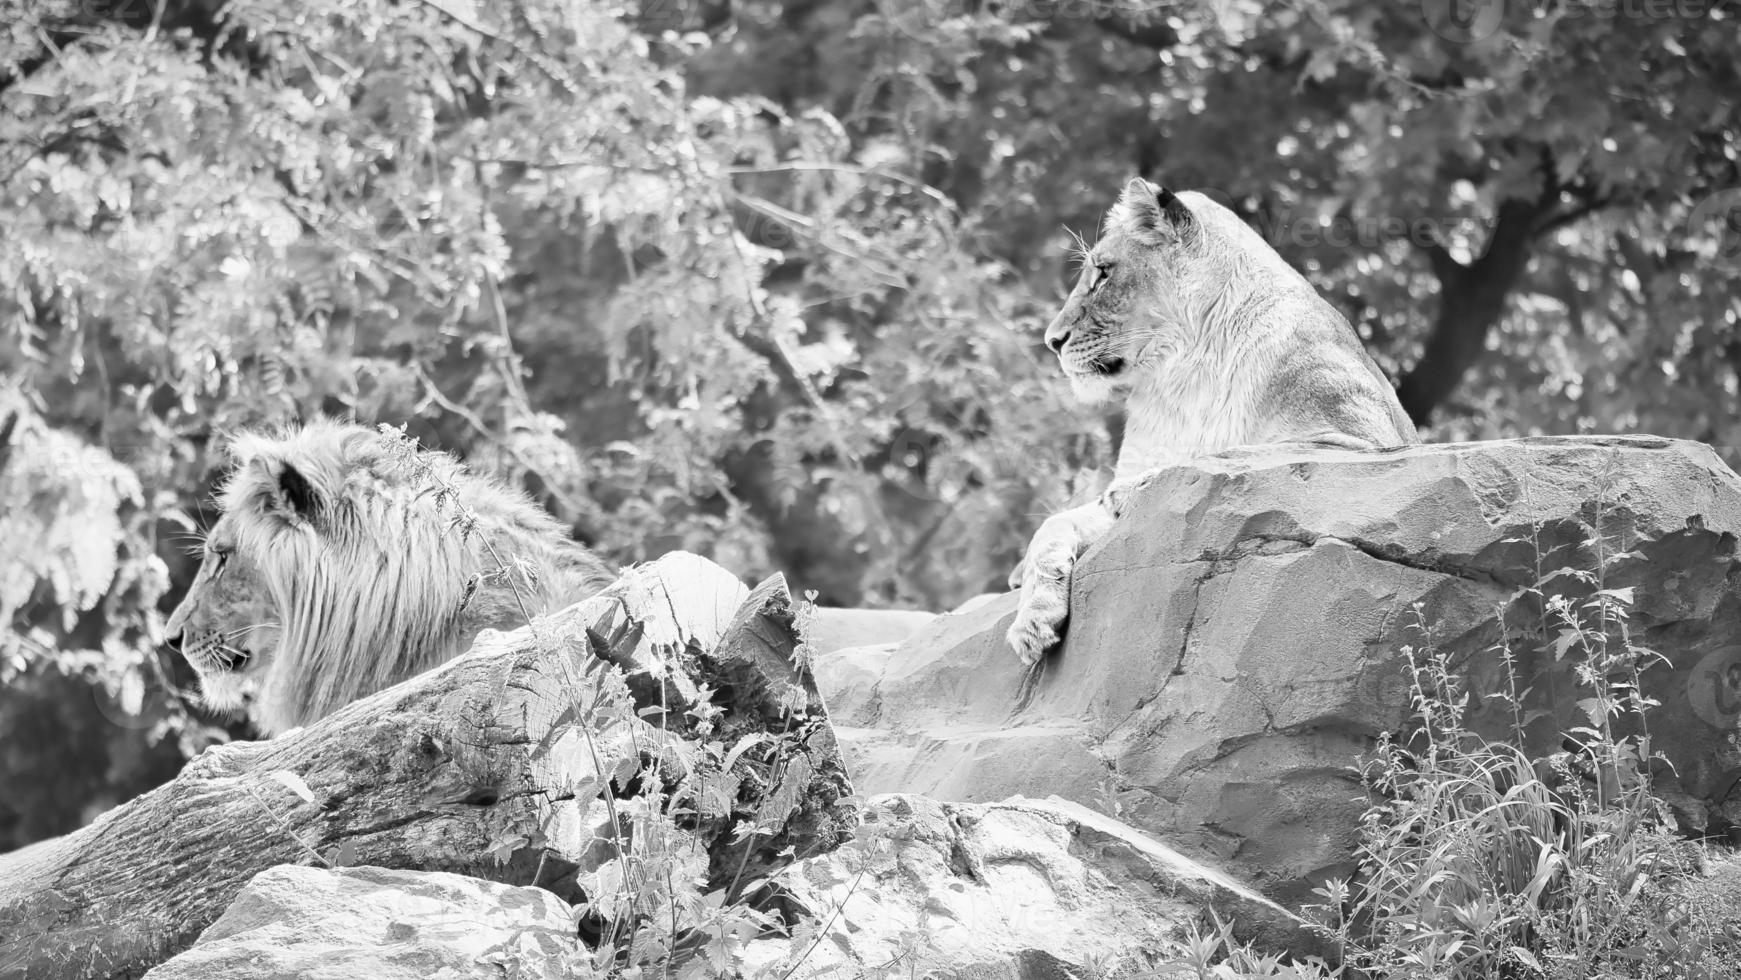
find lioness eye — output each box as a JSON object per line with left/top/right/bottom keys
{"left": 1091, "top": 262, "right": 1113, "bottom": 290}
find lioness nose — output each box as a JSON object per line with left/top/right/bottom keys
{"left": 1045, "top": 329, "right": 1069, "bottom": 354}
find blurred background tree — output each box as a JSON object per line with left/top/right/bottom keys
{"left": 1, "top": 0, "right": 1736, "bottom": 849}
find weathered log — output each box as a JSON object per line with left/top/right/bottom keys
{"left": 0, "top": 552, "right": 853, "bottom": 980}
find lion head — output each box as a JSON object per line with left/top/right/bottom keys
{"left": 167, "top": 420, "right": 614, "bottom": 735}
{"left": 1042, "top": 177, "right": 1282, "bottom": 406}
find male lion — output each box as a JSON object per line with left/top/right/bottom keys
{"left": 166, "top": 420, "right": 616, "bottom": 735}
{"left": 1007, "top": 178, "right": 1419, "bottom": 664}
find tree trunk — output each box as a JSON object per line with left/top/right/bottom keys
{"left": 1396, "top": 197, "right": 1547, "bottom": 426}
{"left": 0, "top": 552, "right": 853, "bottom": 980}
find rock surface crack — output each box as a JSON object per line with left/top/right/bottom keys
{"left": 1190, "top": 531, "right": 1499, "bottom": 586}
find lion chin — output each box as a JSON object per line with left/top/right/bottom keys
{"left": 196, "top": 668, "right": 263, "bottom": 715}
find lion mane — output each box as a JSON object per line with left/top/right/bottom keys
{"left": 166, "top": 419, "right": 615, "bottom": 735}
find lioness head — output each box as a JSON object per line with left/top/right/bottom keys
{"left": 1043, "top": 177, "right": 1258, "bottom": 404}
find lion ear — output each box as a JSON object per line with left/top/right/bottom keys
{"left": 250, "top": 457, "right": 322, "bottom": 526}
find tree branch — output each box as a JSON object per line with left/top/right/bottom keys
{"left": 1090, "top": 13, "right": 1180, "bottom": 50}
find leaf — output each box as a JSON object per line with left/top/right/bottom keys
{"left": 118, "top": 670, "right": 145, "bottom": 717}
{"left": 327, "top": 840, "right": 360, "bottom": 867}
{"left": 269, "top": 770, "right": 318, "bottom": 804}
{"left": 721, "top": 732, "right": 775, "bottom": 773}
{"left": 1509, "top": 946, "right": 1544, "bottom": 972}
{"left": 610, "top": 752, "right": 641, "bottom": 788}
{"left": 1595, "top": 586, "right": 1636, "bottom": 605}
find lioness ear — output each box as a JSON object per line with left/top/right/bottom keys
{"left": 1118, "top": 178, "right": 1194, "bottom": 237}
{"left": 1119, "top": 177, "right": 1164, "bottom": 229}
{"left": 1155, "top": 185, "right": 1194, "bottom": 227}
{"left": 249, "top": 457, "right": 322, "bottom": 526}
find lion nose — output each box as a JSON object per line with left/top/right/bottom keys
{"left": 164, "top": 603, "right": 191, "bottom": 652}
{"left": 1045, "top": 329, "right": 1070, "bottom": 355}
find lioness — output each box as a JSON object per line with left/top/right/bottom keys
{"left": 166, "top": 420, "right": 615, "bottom": 735}
{"left": 1007, "top": 178, "right": 1418, "bottom": 663}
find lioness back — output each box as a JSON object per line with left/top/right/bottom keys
{"left": 1007, "top": 177, "right": 1416, "bottom": 663}
{"left": 1255, "top": 293, "right": 1419, "bottom": 450}
{"left": 166, "top": 420, "right": 616, "bottom": 735}
{"left": 1042, "top": 179, "right": 1416, "bottom": 474}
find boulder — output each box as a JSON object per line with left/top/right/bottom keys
{"left": 806, "top": 607, "right": 938, "bottom": 656}
{"left": 818, "top": 437, "right": 1741, "bottom": 905}
{"left": 755, "top": 793, "right": 1308, "bottom": 976}
{"left": 143, "top": 865, "right": 587, "bottom": 980}
{"left": 148, "top": 795, "right": 1300, "bottom": 980}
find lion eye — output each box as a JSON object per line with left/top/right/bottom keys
{"left": 1091, "top": 262, "right": 1114, "bottom": 291}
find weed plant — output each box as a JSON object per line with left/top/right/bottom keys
{"left": 376, "top": 426, "right": 828, "bottom": 977}
{"left": 1159, "top": 459, "right": 1740, "bottom": 980}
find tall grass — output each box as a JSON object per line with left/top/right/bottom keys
{"left": 1161, "top": 459, "right": 1739, "bottom": 980}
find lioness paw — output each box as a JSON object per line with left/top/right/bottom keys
{"left": 1005, "top": 508, "right": 1097, "bottom": 665}
{"left": 1006, "top": 612, "right": 1058, "bottom": 666}
{"left": 1007, "top": 584, "right": 1068, "bottom": 666}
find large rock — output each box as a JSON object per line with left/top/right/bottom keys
{"left": 806, "top": 606, "right": 937, "bottom": 656}
{"left": 819, "top": 437, "right": 1741, "bottom": 905}
{"left": 753, "top": 793, "right": 1306, "bottom": 975}
{"left": 148, "top": 795, "right": 1299, "bottom": 980}
{"left": 144, "top": 865, "right": 586, "bottom": 979}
